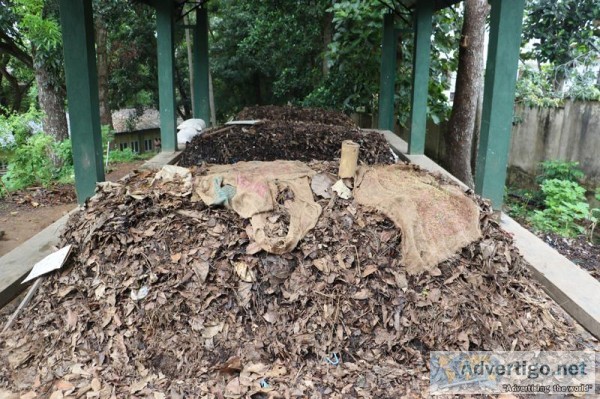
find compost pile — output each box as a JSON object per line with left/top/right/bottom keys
{"left": 0, "top": 162, "right": 587, "bottom": 399}
{"left": 2, "top": 184, "right": 76, "bottom": 208}
{"left": 236, "top": 105, "right": 357, "bottom": 128}
{"left": 179, "top": 105, "right": 394, "bottom": 167}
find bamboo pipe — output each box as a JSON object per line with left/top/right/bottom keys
{"left": 338, "top": 140, "right": 360, "bottom": 178}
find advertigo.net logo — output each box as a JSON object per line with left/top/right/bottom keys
{"left": 430, "top": 351, "right": 596, "bottom": 395}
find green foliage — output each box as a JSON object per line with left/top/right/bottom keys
{"left": 505, "top": 189, "right": 536, "bottom": 221}
{"left": 108, "top": 148, "right": 137, "bottom": 163}
{"left": 107, "top": 148, "right": 154, "bottom": 164}
{"left": 515, "top": 66, "right": 563, "bottom": 107}
{"left": 98, "top": 2, "right": 158, "bottom": 110}
{"left": 529, "top": 179, "right": 590, "bottom": 237}
{"left": 0, "top": 106, "right": 44, "bottom": 146}
{"left": 519, "top": 0, "right": 600, "bottom": 106}
{"left": 211, "top": 0, "right": 325, "bottom": 119}
{"left": 523, "top": 0, "right": 599, "bottom": 72}
{"left": 507, "top": 160, "right": 596, "bottom": 240}
{"left": 1, "top": 133, "right": 63, "bottom": 190}
{"left": 537, "top": 160, "right": 585, "bottom": 183}
{"left": 54, "top": 138, "right": 74, "bottom": 183}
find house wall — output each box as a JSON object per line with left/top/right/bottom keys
{"left": 112, "top": 128, "right": 161, "bottom": 154}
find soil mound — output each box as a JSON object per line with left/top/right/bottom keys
{"left": 236, "top": 105, "right": 356, "bottom": 128}
{"left": 0, "top": 162, "right": 586, "bottom": 398}
{"left": 179, "top": 120, "right": 395, "bottom": 166}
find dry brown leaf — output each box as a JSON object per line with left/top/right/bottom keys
{"left": 54, "top": 381, "right": 74, "bottom": 391}
{"left": 217, "top": 356, "right": 242, "bottom": 375}
{"left": 362, "top": 264, "right": 377, "bottom": 277}
{"left": 202, "top": 322, "right": 224, "bottom": 339}
{"left": 91, "top": 378, "right": 101, "bottom": 392}
{"left": 191, "top": 260, "right": 210, "bottom": 283}
{"left": 224, "top": 377, "right": 243, "bottom": 397}
{"left": 312, "top": 258, "right": 331, "bottom": 275}
{"left": 233, "top": 261, "right": 256, "bottom": 283}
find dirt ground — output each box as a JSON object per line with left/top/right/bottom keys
{"left": 541, "top": 232, "right": 600, "bottom": 280}
{"left": 0, "top": 160, "right": 145, "bottom": 257}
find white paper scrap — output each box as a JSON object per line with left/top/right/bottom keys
{"left": 22, "top": 245, "right": 72, "bottom": 284}
{"left": 225, "top": 120, "right": 261, "bottom": 125}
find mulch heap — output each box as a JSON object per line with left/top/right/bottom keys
{"left": 0, "top": 160, "right": 591, "bottom": 399}
{"left": 236, "top": 105, "right": 357, "bottom": 128}
{"left": 179, "top": 106, "right": 395, "bottom": 166}
{"left": 1, "top": 184, "right": 76, "bottom": 209}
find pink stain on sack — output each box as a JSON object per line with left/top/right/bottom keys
{"left": 236, "top": 174, "right": 269, "bottom": 198}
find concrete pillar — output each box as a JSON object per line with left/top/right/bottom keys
{"left": 156, "top": 0, "right": 178, "bottom": 151}
{"left": 193, "top": 7, "right": 211, "bottom": 124}
{"left": 408, "top": 0, "right": 433, "bottom": 154}
{"left": 58, "top": 0, "right": 104, "bottom": 203}
{"left": 475, "top": 0, "right": 525, "bottom": 209}
{"left": 378, "top": 13, "right": 397, "bottom": 131}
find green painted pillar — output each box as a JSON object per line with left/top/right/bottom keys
{"left": 408, "top": 0, "right": 433, "bottom": 154}
{"left": 475, "top": 0, "right": 525, "bottom": 209}
{"left": 58, "top": 0, "right": 104, "bottom": 204}
{"left": 193, "top": 7, "right": 211, "bottom": 124}
{"left": 378, "top": 13, "right": 397, "bottom": 131}
{"left": 156, "top": 0, "right": 178, "bottom": 151}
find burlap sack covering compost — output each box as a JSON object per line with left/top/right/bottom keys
{"left": 195, "top": 161, "right": 322, "bottom": 254}
{"left": 354, "top": 164, "right": 481, "bottom": 274}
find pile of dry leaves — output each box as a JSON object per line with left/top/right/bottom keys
{"left": 0, "top": 160, "right": 591, "bottom": 398}
{"left": 1, "top": 184, "right": 76, "bottom": 209}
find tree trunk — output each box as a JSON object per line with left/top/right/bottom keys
{"left": 96, "top": 20, "right": 113, "bottom": 129}
{"left": 184, "top": 15, "right": 195, "bottom": 113}
{"left": 209, "top": 70, "right": 216, "bottom": 126}
{"left": 34, "top": 53, "right": 68, "bottom": 142}
{"left": 175, "top": 63, "right": 191, "bottom": 119}
{"left": 322, "top": 11, "right": 333, "bottom": 76}
{"left": 444, "top": 0, "right": 489, "bottom": 188}
{"left": 0, "top": 56, "right": 26, "bottom": 113}
{"left": 470, "top": 83, "right": 484, "bottom": 177}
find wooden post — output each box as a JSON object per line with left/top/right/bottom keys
{"left": 193, "top": 7, "right": 211, "bottom": 125}
{"left": 408, "top": 0, "right": 433, "bottom": 155}
{"left": 156, "top": 0, "right": 178, "bottom": 151}
{"left": 339, "top": 141, "right": 360, "bottom": 178}
{"left": 378, "top": 12, "right": 397, "bottom": 131}
{"left": 474, "top": 0, "right": 525, "bottom": 209}
{"left": 58, "top": 0, "right": 105, "bottom": 204}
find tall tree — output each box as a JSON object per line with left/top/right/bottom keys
{"left": 12, "top": 0, "right": 68, "bottom": 141}
{"left": 444, "top": 0, "right": 489, "bottom": 188}
{"left": 523, "top": 0, "right": 599, "bottom": 88}
{"left": 95, "top": 16, "right": 112, "bottom": 128}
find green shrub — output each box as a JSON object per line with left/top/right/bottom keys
{"left": 0, "top": 106, "right": 44, "bottom": 147}
{"left": 529, "top": 179, "right": 589, "bottom": 237}
{"left": 54, "top": 138, "right": 74, "bottom": 184}
{"left": 1, "top": 133, "right": 74, "bottom": 190}
{"left": 107, "top": 148, "right": 153, "bottom": 164}
{"left": 2, "top": 133, "right": 55, "bottom": 190}
{"left": 537, "top": 160, "right": 585, "bottom": 183}
{"left": 108, "top": 148, "right": 138, "bottom": 163}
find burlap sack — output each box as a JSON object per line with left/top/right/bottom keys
{"left": 195, "top": 161, "right": 322, "bottom": 254}
{"left": 354, "top": 164, "right": 481, "bottom": 274}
